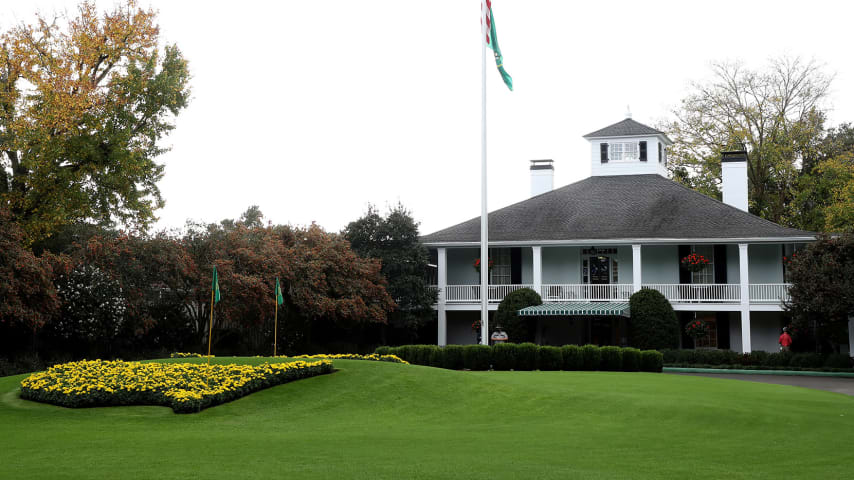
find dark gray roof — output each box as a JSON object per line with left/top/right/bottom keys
{"left": 583, "top": 118, "right": 666, "bottom": 139}
{"left": 420, "top": 174, "right": 814, "bottom": 244}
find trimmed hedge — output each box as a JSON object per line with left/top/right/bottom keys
{"left": 561, "top": 345, "right": 583, "bottom": 370}
{"left": 621, "top": 348, "right": 641, "bottom": 372}
{"left": 600, "top": 346, "right": 623, "bottom": 371}
{"left": 640, "top": 350, "right": 664, "bottom": 372}
{"left": 581, "top": 344, "right": 601, "bottom": 371}
{"left": 537, "top": 346, "right": 563, "bottom": 371}
{"left": 375, "top": 343, "right": 664, "bottom": 372}
{"left": 661, "top": 349, "right": 853, "bottom": 372}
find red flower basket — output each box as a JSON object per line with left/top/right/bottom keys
{"left": 473, "top": 258, "right": 494, "bottom": 274}
{"left": 680, "top": 253, "right": 710, "bottom": 273}
{"left": 685, "top": 319, "right": 710, "bottom": 339}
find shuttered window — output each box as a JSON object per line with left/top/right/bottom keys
{"left": 600, "top": 143, "right": 609, "bottom": 163}
{"left": 639, "top": 141, "right": 647, "bottom": 161}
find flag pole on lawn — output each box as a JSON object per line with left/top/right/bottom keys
{"left": 480, "top": 0, "right": 512, "bottom": 345}
{"left": 207, "top": 265, "right": 221, "bottom": 365}
{"left": 274, "top": 277, "right": 284, "bottom": 356}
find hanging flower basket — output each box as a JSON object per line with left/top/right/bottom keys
{"left": 473, "top": 258, "right": 494, "bottom": 274}
{"left": 680, "top": 253, "right": 710, "bottom": 273}
{"left": 684, "top": 319, "right": 710, "bottom": 339}
{"left": 472, "top": 319, "right": 481, "bottom": 332}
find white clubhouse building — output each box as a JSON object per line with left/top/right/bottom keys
{"left": 421, "top": 118, "right": 818, "bottom": 353}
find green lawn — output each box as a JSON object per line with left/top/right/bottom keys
{"left": 2, "top": 357, "right": 853, "bottom": 479}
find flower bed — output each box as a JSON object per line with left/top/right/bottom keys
{"left": 19, "top": 359, "right": 333, "bottom": 414}
{"left": 292, "top": 353, "right": 408, "bottom": 364}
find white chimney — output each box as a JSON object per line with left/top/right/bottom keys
{"left": 721, "top": 150, "right": 748, "bottom": 212}
{"left": 530, "top": 159, "right": 554, "bottom": 197}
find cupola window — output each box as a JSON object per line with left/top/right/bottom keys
{"left": 608, "top": 142, "right": 639, "bottom": 162}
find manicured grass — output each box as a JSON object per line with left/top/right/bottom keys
{"left": 2, "top": 357, "right": 853, "bottom": 479}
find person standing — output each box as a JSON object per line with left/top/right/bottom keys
{"left": 779, "top": 327, "right": 793, "bottom": 352}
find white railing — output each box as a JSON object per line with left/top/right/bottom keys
{"left": 443, "top": 284, "right": 534, "bottom": 304}
{"left": 540, "top": 284, "right": 634, "bottom": 302}
{"left": 750, "top": 283, "right": 791, "bottom": 304}
{"left": 642, "top": 284, "right": 740, "bottom": 303}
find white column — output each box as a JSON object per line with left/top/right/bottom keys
{"left": 739, "top": 243, "right": 751, "bottom": 353}
{"left": 437, "top": 248, "right": 447, "bottom": 346}
{"left": 632, "top": 244, "right": 642, "bottom": 295}
{"left": 532, "top": 246, "right": 542, "bottom": 297}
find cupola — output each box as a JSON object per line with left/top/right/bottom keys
{"left": 582, "top": 115, "right": 673, "bottom": 177}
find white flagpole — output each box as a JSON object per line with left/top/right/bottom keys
{"left": 480, "top": 2, "right": 489, "bottom": 345}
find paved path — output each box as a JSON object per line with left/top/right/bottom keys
{"left": 669, "top": 372, "right": 854, "bottom": 397}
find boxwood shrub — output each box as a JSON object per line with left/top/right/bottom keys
{"left": 561, "top": 345, "right": 583, "bottom": 370}
{"left": 442, "top": 345, "right": 465, "bottom": 370}
{"left": 492, "top": 343, "right": 517, "bottom": 370}
{"left": 463, "top": 344, "right": 492, "bottom": 371}
{"left": 621, "top": 347, "right": 641, "bottom": 372}
{"left": 537, "top": 346, "right": 563, "bottom": 371}
{"left": 599, "top": 346, "right": 622, "bottom": 371}
{"left": 640, "top": 350, "right": 663, "bottom": 372}
{"left": 374, "top": 346, "right": 391, "bottom": 356}
{"left": 581, "top": 344, "right": 601, "bottom": 371}
{"left": 515, "top": 342, "right": 539, "bottom": 371}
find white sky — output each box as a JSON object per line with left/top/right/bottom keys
{"left": 3, "top": 0, "right": 854, "bottom": 236}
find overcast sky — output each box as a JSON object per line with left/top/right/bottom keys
{"left": 4, "top": 0, "right": 854, "bottom": 236}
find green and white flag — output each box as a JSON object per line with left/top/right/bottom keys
{"left": 212, "top": 266, "right": 221, "bottom": 304}
{"left": 482, "top": 0, "right": 513, "bottom": 91}
{"left": 275, "top": 277, "right": 284, "bottom": 306}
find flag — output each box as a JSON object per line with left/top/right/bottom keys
{"left": 482, "top": 0, "right": 513, "bottom": 91}
{"left": 212, "top": 266, "right": 221, "bottom": 304}
{"left": 275, "top": 277, "right": 284, "bottom": 306}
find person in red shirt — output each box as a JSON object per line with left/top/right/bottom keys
{"left": 779, "top": 327, "right": 793, "bottom": 352}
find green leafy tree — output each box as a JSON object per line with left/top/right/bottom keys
{"left": 629, "top": 289, "right": 679, "bottom": 350}
{"left": 344, "top": 204, "right": 435, "bottom": 342}
{"left": 663, "top": 57, "right": 831, "bottom": 224}
{"left": 786, "top": 234, "right": 854, "bottom": 352}
{"left": 788, "top": 155, "right": 854, "bottom": 232}
{"left": 0, "top": 0, "right": 191, "bottom": 244}
{"left": 494, "top": 288, "right": 542, "bottom": 343}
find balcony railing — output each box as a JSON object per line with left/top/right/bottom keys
{"left": 749, "top": 283, "right": 792, "bottom": 304}
{"left": 540, "top": 284, "right": 633, "bottom": 302}
{"left": 431, "top": 283, "right": 791, "bottom": 306}
{"left": 642, "top": 284, "right": 740, "bottom": 303}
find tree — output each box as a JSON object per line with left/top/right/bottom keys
{"left": 0, "top": 0, "right": 191, "bottom": 244}
{"left": 494, "top": 288, "right": 542, "bottom": 343}
{"left": 786, "top": 234, "right": 854, "bottom": 352}
{"left": 344, "top": 204, "right": 435, "bottom": 341}
{"left": 628, "top": 289, "right": 679, "bottom": 350}
{"left": 787, "top": 155, "right": 854, "bottom": 232}
{"left": 664, "top": 57, "right": 831, "bottom": 224}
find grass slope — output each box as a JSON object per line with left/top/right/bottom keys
{"left": 1, "top": 357, "right": 853, "bottom": 479}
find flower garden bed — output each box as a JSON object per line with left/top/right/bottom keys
{"left": 292, "top": 353, "right": 408, "bottom": 364}
{"left": 19, "top": 359, "right": 333, "bottom": 414}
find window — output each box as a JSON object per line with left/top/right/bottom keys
{"left": 608, "top": 142, "right": 639, "bottom": 162}
{"left": 489, "top": 248, "right": 511, "bottom": 285}
{"left": 658, "top": 143, "right": 662, "bottom": 163}
{"left": 690, "top": 245, "right": 715, "bottom": 284}
{"left": 693, "top": 313, "right": 718, "bottom": 348}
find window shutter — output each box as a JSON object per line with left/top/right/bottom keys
{"left": 713, "top": 245, "right": 727, "bottom": 284}
{"left": 600, "top": 143, "right": 609, "bottom": 163}
{"left": 639, "top": 141, "right": 647, "bottom": 161}
{"left": 658, "top": 143, "right": 663, "bottom": 163}
{"left": 510, "top": 248, "right": 522, "bottom": 285}
{"left": 678, "top": 245, "right": 691, "bottom": 284}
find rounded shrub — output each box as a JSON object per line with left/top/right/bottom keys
{"left": 581, "top": 344, "right": 601, "bottom": 371}
{"left": 640, "top": 350, "right": 663, "bottom": 372}
{"left": 492, "top": 343, "right": 517, "bottom": 370}
{"left": 494, "top": 288, "right": 542, "bottom": 343}
{"left": 628, "top": 289, "right": 679, "bottom": 350}
{"left": 428, "top": 346, "right": 444, "bottom": 368}
{"left": 621, "top": 347, "right": 641, "bottom": 372}
{"left": 442, "top": 345, "right": 465, "bottom": 370}
{"left": 374, "top": 346, "right": 391, "bottom": 356}
{"left": 561, "top": 345, "right": 583, "bottom": 371}
{"left": 463, "top": 344, "right": 492, "bottom": 371}
{"left": 599, "top": 346, "right": 622, "bottom": 371}
{"left": 537, "top": 346, "right": 562, "bottom": 371}
{"left": 515, "top": 342, "right": 539, "bottom": 370}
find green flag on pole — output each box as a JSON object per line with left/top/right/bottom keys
{"left": 483, "top": 0, "right": 513, "bottom": 91}
{"left": 212, "top": 266, "right": 221, "bottom": 304}
{"left": 275, "top": 277, "right": 284, "bottom": 306}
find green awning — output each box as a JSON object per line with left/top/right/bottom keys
{"left": 518, "top": 302, "right": 630, "bottom": 317}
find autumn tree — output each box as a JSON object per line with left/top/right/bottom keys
{"left": 788, "top": 155, "right": 854, "bottom": 233}
{"left": 344, "top": 203, "right": 435, "bottom": 342}
{"left": 0, "top": 0, "right": 190, "bottom": 244}
{"left": 664, "top": 57, "right": 831, "bottom": 224}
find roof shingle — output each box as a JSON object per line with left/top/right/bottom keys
{"left": 582, "top": 118, "right": 666, "bottom": 139}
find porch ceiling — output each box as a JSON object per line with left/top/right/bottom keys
{"left": 518, "top": 302, "right": 630, "bottom": 317}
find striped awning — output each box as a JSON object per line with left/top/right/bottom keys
{"left": 518, "top": 302, "right": 630, "bottom": 317}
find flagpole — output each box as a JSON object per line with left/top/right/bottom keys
{"left": 273, "top": 300, "right": 278, "bottom": 357}
{"left": 207, "top": 282, "right": 214, "bottom": 365}
{"left": 480, "top": 2, "right": 489, "bottom": 346}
